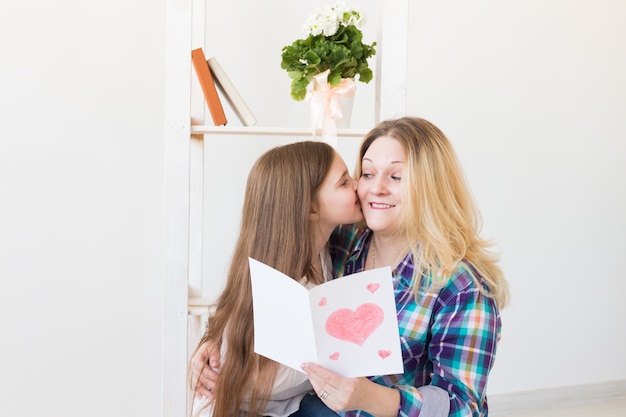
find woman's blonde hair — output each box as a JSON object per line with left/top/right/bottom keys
{"left": 191, "top": 141, "right": 336, "bottom": 417}
{"left": 356, "top": 117, "right": 509, "bottom": 309}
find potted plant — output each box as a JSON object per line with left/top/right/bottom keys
{"left": 280, "top": 0, "right": 377, "bottom": 102}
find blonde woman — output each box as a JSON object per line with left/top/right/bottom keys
{"left": 190, "top": 141, "right": 363, "bottom": 417}
{"left": 304, "top": 117, "right": 509, "bottom": 416}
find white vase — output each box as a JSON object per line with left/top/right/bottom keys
{"left": 334, "top": 91, "right": 354, "bottom": 129}
{"left": 308, "top": 71, "right": 357, "bottom": 146}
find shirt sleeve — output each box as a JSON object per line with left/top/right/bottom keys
{"left": 429, "top": 282, "right": 501, "bottom": 416}
{"left": 395, "top": 385, "right": 450, "bottom": 417}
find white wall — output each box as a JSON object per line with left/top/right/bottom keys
{"left": 0, "top": 1, "right": 165, "bottom": 416}
{"left": 405, "top": 0, "right": 626, "bottom": 394}
{"left": 1, "top": 1, "right": 624, "bottom": 417}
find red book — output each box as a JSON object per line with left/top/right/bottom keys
{"left": 191, "top": 48, "right": 227, "bottom": 126}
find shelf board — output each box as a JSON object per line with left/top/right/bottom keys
{"left": 190, "top": 125, "right": 368, "bottom": 138}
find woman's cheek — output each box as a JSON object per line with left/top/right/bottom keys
{"left": 357, "top": 181, "right": 368, "bottom": 201}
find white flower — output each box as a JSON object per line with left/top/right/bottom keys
{"left": 321, "top": 13, "right": 340, "bottom": 36}
{"left": 302, "top": 0, "right": 363, "bottom": 37}
{"left": 303, "top": 15, "right": 322, "bottom": 36}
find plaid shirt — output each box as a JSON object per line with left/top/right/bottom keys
{"left": 329, "top": 225, "right": 502, "bottom": 417}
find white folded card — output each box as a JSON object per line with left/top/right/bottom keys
{"left": 249, "top": 257, "right": 403, "bottom": 377}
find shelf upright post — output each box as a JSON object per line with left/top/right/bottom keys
{"left": 375, "top": 0, "right": 409, "bottom": 122}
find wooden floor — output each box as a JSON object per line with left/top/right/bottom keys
{"left": 489, "top": 380, "right": 626, "bottom": 417}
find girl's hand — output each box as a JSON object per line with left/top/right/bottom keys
{"left": 190, "top": 340, "right": 221, "bottom": 399}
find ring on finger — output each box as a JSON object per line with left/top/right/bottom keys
{"left": 319, "top": 390, "right": 329, "bottom": 400}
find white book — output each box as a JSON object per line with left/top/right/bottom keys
{"left": 249, "top": 258, "right": 403, "bottom": 378}
{"left": 207, "top": 57, "right": 258, "bottom": 126}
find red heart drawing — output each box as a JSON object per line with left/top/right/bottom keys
{"left": 378, "top": 349, "right": 391, "bottom": 359}
{"left": 318, "top": 297, "right": 327, "bottom": 306}
{"left": 329, "top": 352, "right": 340, "bottom": 360}
{"left": 325, "top": 303, "right": 384, "bottom": 346}
{"left": 366, "top": 283, "right": 380, "bottom": 293}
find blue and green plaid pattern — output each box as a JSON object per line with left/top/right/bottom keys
{"left": 329, "top": 225, "right": 502, "bottom": 417}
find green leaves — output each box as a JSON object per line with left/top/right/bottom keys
{"left": 280, "top": 23, "right": 376, "bottom": 101}
{"left": 290, "top": 78, "right": 310, "bottom": 101}
{"left": 327, "top": 71, "right": 342, "bottom": 86}
{"left": 304, "top": 50, "right": 321, "bottom": 65}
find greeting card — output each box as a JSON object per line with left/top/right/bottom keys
{"left": 249, "top": 257, "right": 403, "bottom": 377}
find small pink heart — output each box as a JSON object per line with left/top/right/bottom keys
{"left": 378, "top": 350, "right": 391, "bottom": 359}
{"left": 318, "top": 297, "right": 327, "bottom": 306}
{"left": 366, "top": 283, "right": 380, "bottom": 293}
{"left": 329, "top": 352, "right": 340, "bottom": 360}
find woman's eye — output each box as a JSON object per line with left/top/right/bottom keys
{"left": 361, "top": 173, "right": 373, "bottom": 179}
{"left": 391, "top": 175, "right": 402, "bottom": 181}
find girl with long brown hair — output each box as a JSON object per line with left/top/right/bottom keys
{"left": 191, "top": 141, "right": 363, "bottom": 417}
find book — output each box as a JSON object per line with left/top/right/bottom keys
{"left": 207, "top": 57, "right": 258, "bottom": 126}
{"left": 248, "top": 258, "right": 403, "bottom": 378}
{"left": 191, "top": 48, "right": 227, "bottom": 126}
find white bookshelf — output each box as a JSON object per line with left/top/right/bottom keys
{"left": 163, "top": 1, "right": 409, "bottom": 416}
